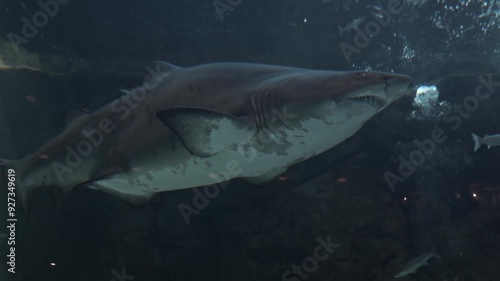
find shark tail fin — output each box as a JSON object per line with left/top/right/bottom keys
{"left": 0, "top": 158, "right": 37, "bottom": 219}
{"left": 0, "top": 159, "right": 8, "bottom": 180}
{"left": 471, "top": 133, "right": 482, "bottom": 152}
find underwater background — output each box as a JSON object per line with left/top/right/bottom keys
{"left": 0, "top": 0, "right": 499, "bottom": 280}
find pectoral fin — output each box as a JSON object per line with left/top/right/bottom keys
{"left": 156, "top": 107, "right": 255, "bottom": 157}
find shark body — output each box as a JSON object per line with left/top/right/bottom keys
{"left": 0, "top": 61, "right": 412, "bottom": 211}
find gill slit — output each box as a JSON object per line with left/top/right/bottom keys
{"left": 251, "top": 90, "right": 264, "bottom": 131}
{"left": 250, "top": 91, "right": 259, "bottom": 130}
{"left": 262, "top": 88, "right": 272, "bottom": 132}
{"left": 268, "top": 88, "right": 278, "bottom": 132}
{"left": 251, "top": 88, "right": 276, "bottom": 132}
{"left": 257, "top": 89, "right": 265, "bottom": 131}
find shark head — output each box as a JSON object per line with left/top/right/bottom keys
{"left": 267, "top": 70, "right": 413, "bottom": 121}
{"left": 335, "top": 71, "right": 413, "bottom": 111}
{"left": 239, "top": 70, "right": 413, "bottom": 152}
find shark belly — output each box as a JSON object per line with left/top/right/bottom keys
{"left": 89, "top": 108, "right": 372, "bottom": 204}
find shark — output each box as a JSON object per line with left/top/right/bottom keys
{"left": 0, "top": 61, "right": 413, "bottom": 213}
{"left": 471, "top": 133, "right": 500, "bottom": 152}
{"left": 394, "top": 249, "right": 441, "bottom": 278}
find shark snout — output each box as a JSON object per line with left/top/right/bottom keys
{"left": 385, "top": 74, "right": 414, "bottom": 91}
{"left": 382, "top": 74, "right": 414, "bottom": 103}
{"left": 342, "top": 72, "right": 413, "bottom": 111}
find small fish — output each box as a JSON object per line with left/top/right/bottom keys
{"left": 471, "top": 133, "right": 500, "bottom": 152}
{"left": 338, "top": 16, "right": 366, "bottom": 38}
{"left": 119, "top": 88, "right": 132, "bottom": 95}
{"left": 336, "top": 177, "right": 348, "bottom": 183}
{"left": 394, "top": 249, "right": 441, "bottom": 278}
{"left": 368, "top": 5, "right": 382, "bottom": 11}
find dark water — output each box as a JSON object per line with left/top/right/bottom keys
{"left": 0, "top": 0, "right": 499, "bottom": 280}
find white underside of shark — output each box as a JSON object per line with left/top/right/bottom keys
{"left": 90, "top": 102, "right": 377, "bottom": 201}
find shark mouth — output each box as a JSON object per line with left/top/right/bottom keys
{"left": 347, "top": 95, "right": 387, "bottom": 109}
